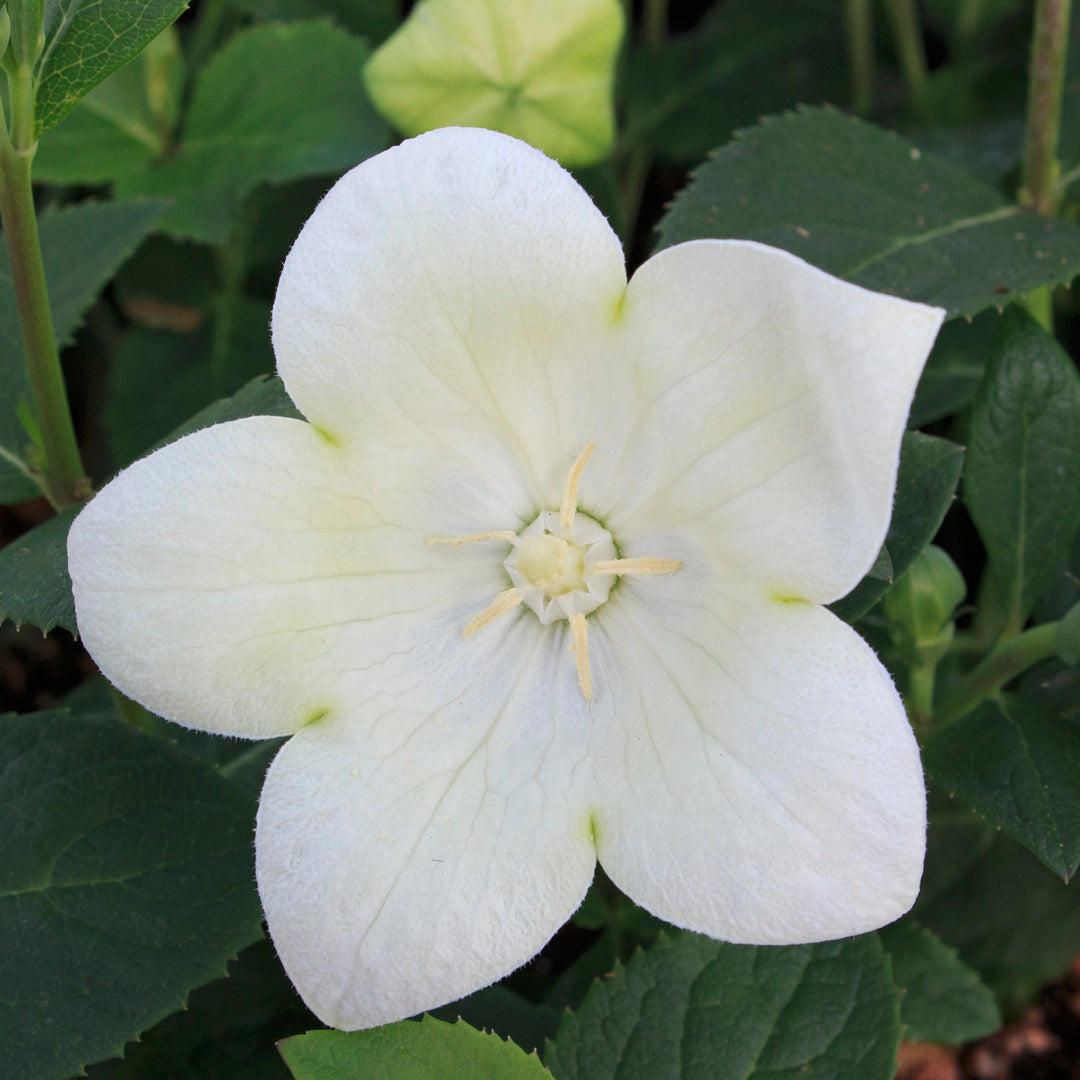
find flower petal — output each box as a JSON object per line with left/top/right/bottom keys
{"left": 256, "top": 615, "right": 596, "bottom": 1030}
{"left": 271, "top": 127, "right": 636, "bottom": 517}
{"left": 68, "top": 417, "right": 509, "bottom": 737}
{"left": 612, "top": 240, "right": 945, "bottom": 603}
{"left": 589, "top": 577, "right": 926, "bottom": 943}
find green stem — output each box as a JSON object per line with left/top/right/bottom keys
{"left": 0, "top": 76, "right": 88, "bottom": 507}
{"left": 886, "top": 0, "right": 930, "bottom": 117}
{"left": 1020, "top": 0, "right": 1072, "bottom": 215}
{"left": 642, "top": 0, "right": 668, "bottom": 48}
{"left": 906, "top": 659, "right": 938, "bottom": 726}
{"left": 1022, "top": 283, "right": 1054, "bottom": 331}
{"left": 109, "top": 685, "right": 158, "bottom": 732}
{"left": 933, "top": 621, "right": 1060, "bottom": 727}
{"left": 845, "top": 0, "right": 875, "bottom": 114}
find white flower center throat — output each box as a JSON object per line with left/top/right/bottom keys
{"left": 429, "top": 445, "right": 681, "bottom": 702}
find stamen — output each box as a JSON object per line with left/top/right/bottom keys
{"left": 593, "top": 557, "right": 683, "bottom": 576}
{"left": 559, "top": 444, "right": 595, "bottom": 530}
{"left": 463, "top": 588, "right": 523, "bottom": 637}
{"left": 428, "top": 531, "right": 518, "bottom": 546}
{"left": 568, "top": 612, "right": 592, "bottom": 701}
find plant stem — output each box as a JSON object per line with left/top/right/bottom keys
{"left": 906, "top": 658, "right": 938, "bottom": 725}
{"left": 845, "top": 0, "right": 875, "bottom": 114}
{"left": 933, "top": 621, "right": 1060, "bottom": 727}
{"left": 886, "top": 0, "right": 930, "bottom": 117}
{"left": 0, "top": 70, "right": 88, "bottom": 507}
{"left": 1020, "top": 0, "right": 1072, "bottom": 215}
{"left": 642, "top": 0, "right": 668, "bottom": 48}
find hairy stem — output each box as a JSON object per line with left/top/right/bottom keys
{"left": 1020, "top": 0, "right": 1072, "bottom": 215}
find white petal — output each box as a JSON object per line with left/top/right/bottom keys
{"left": 256, "top": 615, "right": 596, "bottom": 1030}
{"left": 271, "top": 128, "right": 637, "bottom": 516}
{"left": 68, "top": 417, "right": 508, "bottom": 737}
{"left": 611, "top": 240, "right": 944, "bottom": 603}
{"left": 589, "top": 577, "right": 926, "bottom": 943}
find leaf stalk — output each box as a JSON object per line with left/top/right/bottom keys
{"left": 933, "top": 621, "right": 1060, "bottom": 728}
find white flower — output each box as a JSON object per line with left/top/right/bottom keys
{"left": 68, "top": 128, "right": 944, "bottom": 1032}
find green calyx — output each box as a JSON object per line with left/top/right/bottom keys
{"left": 363, "top": 0, "right": 624, "bottom": 167}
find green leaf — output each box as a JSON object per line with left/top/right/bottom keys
{"left": 34, "top": 25, "right": 181, "bottom": 185}
{"left": 622, "top": 0, "right": 846, "bottom": 164}
{"left": 115, "top": 21, "right": 389, "bottom": 242}
{"left": 1057, "top": 601, "right": 1080, "bottom": 665}
{"left": 280, "top": 1017, "right": 553, "bottom": 1080}
{"left": 0, "top": 708, "right": 264, "bottom": 1080}
{"left": 915, "top": 816, "right": 1080, "bottom": 1010}
{"left": 658, "top": 107, "right": 1080, "bottom": 318}
{"left": 150, "top": 374, "right": 304, "bottom": 453}
{"left": 36, "top": 0, "right": 188, "bottom": 137}
{"left": 964, "top": 307, "right": 1080, "bottom": 630}
{"left": 877, "top": 920, "right": 1001, "bottom": 1043}
{"left": 0, "top": 198, "right": 167, "bottom": 504}
{"left": 831, "top": 432, "right": 964, "bottom": 623}
{"left": 82, "top": 938, "right": 309, "bottom": 1080}
{"left": 229, "top": 0, "right": 401, "bottom": 43}
{"left": 924, "top": 694, "right": 1080, "bottom": 881}
{"left": 105, "top": 295, "right": 275, "bottom": 466}
{"left": 428, "top": 985, "right": 561, "bottom": 1058}
{"left": 909, "top": 311, "right": 996, "bottom": 428}
{"left": 0, "top": 504, "right": 77, "bottom": 633}
{"left": 545, "top": 933, "right": 900, "bottom": 1080}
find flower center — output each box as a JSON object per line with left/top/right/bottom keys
{"left": 504, "top": 511, "right": 615, "bottom": 623}
{"left": 428, "top": 444, "right": 681, "bottom": 702}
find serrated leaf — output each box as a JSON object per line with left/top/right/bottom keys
{"left": 915, "top": 817, "right": 1080, "bottom": 1010}
{"left": 0, "top": 708, "right": 264, "bottom": 1080}
{"left": 34, "top": 25, "right": 181, "bottom": 185}
{"left": 0, "top": 199, "right": 166, "bottom": 504}
{"left": 831, "top": 432, "right": 964, "bottom": 623}
{"left": 36, "top": 0, "right": 188, "bottom": 136}
{"left": 115, "top": 21, "right": 389, "bottom": 242}
{"left": 280, "top": 1017, "right": 552, "bottom": 1080}
{"left": 229, "top": 0, "right": 400, "bottom": 42}
{"left": 622, "top": 0, "right": 845, "bottom": 164}
{"left": 878, "top": 920, "right": 1000, "bottom": 1043}
{"left": 82, "top": 938, "right": 309, "bottom": 1080}
{"left": 545, "top": 933, "right": 900, "bottom": 1080}
{"left": 964, "top": 307, "right": 1080, "bottom": 630}
{"left": 924, "top": 694, "right": 1080, "bottom": 881}
{"left": 658, "top": 107, "right": 1080, "bottom": 318}
{"left": 0, "top": 504, "right": 77, "bottom": 633}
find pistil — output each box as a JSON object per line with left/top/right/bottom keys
{"left": 429, "top": 445, "right": 682, "bottom": 702}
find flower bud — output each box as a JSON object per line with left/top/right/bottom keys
{"left": 883, "top": 545, "right": 965, "bottom": 663}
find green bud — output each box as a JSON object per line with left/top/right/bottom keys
{"left": 363, "top": 0, "right": 624, "bottom": 167}
{"left": 883, "top": 545, "right": 966, "bottom": 663}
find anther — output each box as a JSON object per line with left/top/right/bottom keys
{"left": 593, "top": 557, "right": 682, "bottom": 576}
{"left": 463, "top": 588, "right": 522, "bottom": 637}
{"left": 559, "top": 444, "right": 595, "bottom": 530}
{"left": 427, "top": 531, "right": 518, "bottom": 546}
{"left": 568, "top": 612, "right": 592, "bottom": 701}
